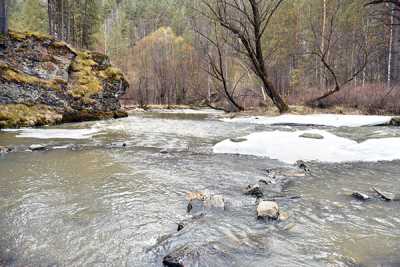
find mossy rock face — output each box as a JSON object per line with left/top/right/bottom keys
{"left": 0, "top": 31, "right": 128, "bottom": 128}
{"left": 0, "top": 104, "right": 63, "bottom": 128}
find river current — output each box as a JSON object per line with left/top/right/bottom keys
{"left": 0, "top": 111, "right": 400, "bottom": 267}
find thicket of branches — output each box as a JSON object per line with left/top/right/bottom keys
{"left": 6, "top": 0, "right": 400, "bottom": 113}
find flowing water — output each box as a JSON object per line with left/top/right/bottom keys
{"left": 1, "top": 111, "right": 400, "bottom": 267}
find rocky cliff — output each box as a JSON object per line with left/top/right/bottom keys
{"left": 0, "top": 31, "right": 128, "bottom": 128}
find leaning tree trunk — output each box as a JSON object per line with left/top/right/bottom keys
{"left": 0, "top": 0, "right": 8, "bottom": 35}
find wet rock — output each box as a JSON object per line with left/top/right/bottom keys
{"left": 230, "top": 137, "right": 247, "bottom": 143}
{"left": 256, "top": 201, "right": 280, "bottom": 220}
{"left": 29, "top": 144, "right": 47, "bottom": 151}
{"left": 352, "top": 192, "right": 370, "bottom": 201}
{"left": 186, "top": 192, "right": 225, "bottom": 213}
{"left": 296, "top": 160, "right": 311, "bottom": 174}
{"left": 186, "top": 192, "right": 205, "bottom": 201}
{"left": 244, "top": 184, "right": 264, "bottom": 198}
{"left": 162, "top": 245, "right": 198, "bottom": 267}
{"left": 278, "top": 211, "right": 289, "bottom": 221}
{"left": 160, "top": 149, "right": 169, "bottom": 154}
{"left": 0, "top": 146, "right": 12, "bottom": 154}
{"left": 299, "top": 133, "right": 324, "bottom": 139}
{"left": 390, "top": 117, "right": 400, "bottom": 126}
{"left": 177, "top": 223, "right": 184, "bottom": 232}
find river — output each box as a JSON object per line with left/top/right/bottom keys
{"left": 1, "top": 110, "right": 400, "bottom": 267}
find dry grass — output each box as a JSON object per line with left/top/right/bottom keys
{"left": 287, "top": 84, "right": 400, "bottom": 115}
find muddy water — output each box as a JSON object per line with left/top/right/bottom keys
{"left": 0, "top": 111, "right": 400, "bottom": 267}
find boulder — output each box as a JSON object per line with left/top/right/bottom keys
{"left": 256, "top": 201, "right": 280, "bottom": 220}
{"left": 299, "top": 133, "right": 324, "bottom": 139}
{"left": 0, "top": 31, "right": 128, "bottom": 128}
{"left": 390, "top": 117, "right": 400, "bottom": 126}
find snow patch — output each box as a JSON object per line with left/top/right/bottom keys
{"left": 153, "top": 108, "right": 224, "bottom": 114}
{"left": 4, "top": 128, "right": 101, "bottom": 139}
{"left": 222, "top": 114, "right": 393, "bottom": 127}
{"left": 213, "top": 129, "right": 400, "bottom": 164}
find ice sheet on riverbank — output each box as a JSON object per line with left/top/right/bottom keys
{"left": 150, "top": 108, "right": 224, "bottom": 114}
{"left": 3, "top": 128, "right": 101, "bottom": 139}
{"left": 222, "top": 114, "right": 393, "bottom": 127}
{"left": 213, "top": 129, "right": 400, "bottom": 164}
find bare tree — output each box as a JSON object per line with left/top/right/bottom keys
{"left": 198, "top": 0, "right": 289, "bottom": 113}
{"left": 194, "top": 22, "right": 245, "bottom": 111}
{"left": 0, "top": 0, "right": 7, "bottom": 35}
{"left": 307, "top": 1, "right": 368, "bottom": 106}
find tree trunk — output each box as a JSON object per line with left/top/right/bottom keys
{"left": 0, "top": 0, "right": 8, "bottom": 35}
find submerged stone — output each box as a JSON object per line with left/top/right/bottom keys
{"left": 163, "top": 245, "right": 198, "bottom": 267}
{"left": 299, "top": 133, "right": 324, "bottom": 139}
{"left": 230, "top": 137, "right": 247, "bottom": 143}
{"left": 29, "top": 144, "right": 47, "bottom": 151}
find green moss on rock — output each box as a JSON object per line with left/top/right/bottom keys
{"left": 0, "top": 104, "right": 63, "bottom": 128}
{"left": 0, "top": 30, "right": 129, "bottom": 128}
{"left": 0, "top": 63, "right": 65, "bottom": 91}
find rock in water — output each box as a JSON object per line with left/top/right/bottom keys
{"left": 163, "top": 245, "right": 198, "bottom": 267}
{"left": 29, "top": 144, "right": 46, "bottom": 151}
{"left": 390, "top": 117, "right": 400, "bottom": 126}
{"left": 186, "top": 192, "right": 225, "bottom": 213}
{"left": 0, "top": 146, "right": 11, "bottom": 154}
{"left": 0, "top": 31, "right": 128, "bottom": 128}
{"left": 297, "top": 160, "right": 311, "bottom": 174}
{"left": 244, "top": 184, "right": 264, "bottom": 198}
{"left": 352, "top": 192, "right": 370, "bottom": 201}
{"left": 299, "top": 133, "right": 324, "bottom": 139}
{"left": 256, "top": 201, "right": 280, "bottom": 220}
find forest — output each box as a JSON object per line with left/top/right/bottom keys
{"left": 4, "top": 0, "right": 400, "bottom": 114}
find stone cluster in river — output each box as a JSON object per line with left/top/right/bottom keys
{"left": 0, "top": 31, "right": 128, "bottom": 128}
{"left": 162, "top": 163, "right": 309, "bottom": 266}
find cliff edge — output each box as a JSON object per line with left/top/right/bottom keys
{"left": 0, "top": 31, "right": 128, "bottom": 128}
